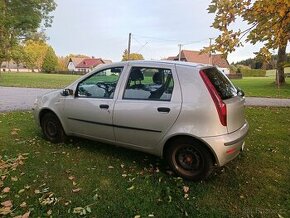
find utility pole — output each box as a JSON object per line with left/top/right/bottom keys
{"left": 127, "top": 33, "right": 132, "bottom": 61}
{"left": 209, "top": 37, "right": 214, "bottom": 65}
{"left": 178, "top": 44, "right": 182, "bottom": 61}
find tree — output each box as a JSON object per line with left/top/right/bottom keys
{"left": 122, "top": 49, "right": 144, "bottom": 61}
{"left": 42, "top": 46, "right": 58, "bottom": 73}
{"left": 10, "top": 45, "right": 25, "bottom": 72}
{"left": 207, "top": 0, "right": 290, "bottom": 85}
{"left": 0, "top": 0, "right": 56, "bottom": 65}
{"left": 23, "top": 40, "right": 49, "bottom": 71}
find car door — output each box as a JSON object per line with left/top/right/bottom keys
{"left": 113, "top": 62, "right": 182, "bottom": 151}
{"left": 64, "top": 65, "right": 125, "bottom": 142}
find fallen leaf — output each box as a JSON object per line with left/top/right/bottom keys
{"left": 68, "top": 176, "right": 75, "bottom": 180}
{"left": 2, "top": 187, "right": 10, "bottom": 193}
{"left": 72, "top": 188, "right": 81, "bottom": 193}
{"left": 18, "top": 189, "right": 25, "bottom": 194}
{"left": 47, "top": 209, "right": 52, "bottom": 215}
{"left": 1, "top": 200, "right": 12, "bottom": 207}
{"left": 183, "top": 186, "right": 189, "bottom": 193}
{"left": 127, "top": 185, "right": 134, "bottom": 190}
{"left": 34, "top": 189, "right": 40, "bottom": 194}
{"left": 134, "top": 215, "right": 141, "bottom": 218}
{"left": 22, "top": 211, "right": 31, "bottom": 218}
{"left": 0, "top": 207, "right": 11, "bottom": 215}
{"left": 108, "top": 166, "right": 114, "bottom": 169}
{"left": 20, "top": 202, "right": 27, "bottom": 208}
{"left": 11, "top": 176, "right": 18, "bottom": 182}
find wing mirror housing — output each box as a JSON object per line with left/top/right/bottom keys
{"left": 236, "top": 87, "right": 245, "bottom": 97}
{"left": 61, "top": 88, "right": 73, "bottom": 96}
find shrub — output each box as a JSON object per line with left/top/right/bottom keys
{"left": 240, "top": 68, "right": 266, "bottom": 77}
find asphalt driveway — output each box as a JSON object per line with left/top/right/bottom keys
{"left": 0, "top": 86, "right": 55, "bottom": 112}
{"left": 0, "top": 86, "right": 290, "bottom": 112}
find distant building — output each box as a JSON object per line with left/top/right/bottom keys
{"left": 67, "top": 57, "right": 112, "bottom": 73}
{"left": 167, "top": 50, "right": 230, "bottom": 74}
{"left": 0, "top": 61, "right": 38, "bottom": 72}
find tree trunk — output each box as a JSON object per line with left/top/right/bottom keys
{"left": 276, "top": 42, "right": 287, "bottom": 85}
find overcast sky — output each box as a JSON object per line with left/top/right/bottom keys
{"left": 45, "top": 0, "right": 280, "bottom": 63}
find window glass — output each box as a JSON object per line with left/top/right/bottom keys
{"left": 203, "top": 67, "right": 237, "bottom": 100}
{"left": 77, "top": 67, "right": 123, "bottom": 98}
{"left": 123, "top": 67, "right": 174, "bottom": 101}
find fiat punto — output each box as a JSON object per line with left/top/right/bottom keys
{"left": 33, "top": 60, "right": 249, "bottom": 181}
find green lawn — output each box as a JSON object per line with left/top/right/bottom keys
{"left": 0, "top": 108, "right": 289, "bottom": 217}
{"left": 0, "top": 72, "right": 80, "bottom": 89}
{"left": 232, "top": 77, "right": 290, "bottom": 98}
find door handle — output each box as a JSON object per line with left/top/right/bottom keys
{"left": 99, "top": 104, "right": 109, "bottom": 109}
{"left": 157, "top": 107, "right": 170, "bottom": 113}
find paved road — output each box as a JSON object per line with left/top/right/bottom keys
{"left": 0, "top": 86, "right": 290, "bottom": 112}
{"left": 0, "top": 86, "right": 55, "bottom": 112}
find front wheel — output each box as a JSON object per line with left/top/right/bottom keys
{"left": 166, "top": 139, "right": 214, "bottom": 181}
{"left": 41, "top": 112, "right": 66, "bottom": 143}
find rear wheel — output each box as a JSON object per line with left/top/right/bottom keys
{"left": 166, "top": 138, "right": 214, "bottom": 181}
{"left": 41, "top": 112, "right": 66, "bottom": 143}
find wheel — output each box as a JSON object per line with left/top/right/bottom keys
{"left": 41, "top": 112, "right": 66, "bottom": 143}
{"left": 166, "top": 138, "right": 214, "bottom": 181}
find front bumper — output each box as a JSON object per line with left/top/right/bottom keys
{"left": 202, "top": 121, "right": 249, "bottom": 166}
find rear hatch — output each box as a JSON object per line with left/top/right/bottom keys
{"left": 200, "top": 67, "right": 246, "bottom": 133}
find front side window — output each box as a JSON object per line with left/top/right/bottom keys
{"left": 77, "top": 67, "right": 123, "bottom": 98}
{"left": 123, "top": 67, "right": 174, "bottom": 101}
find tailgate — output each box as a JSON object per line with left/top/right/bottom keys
{"left": 224, "top": 96, "right": 246, "bottom": 133}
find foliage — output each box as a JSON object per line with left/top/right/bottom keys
{"left": 41, "top": 46, "right": 58, "bottom": 73}
{"left": 122, "top": 49, "right": 144, "bottom": 61}
{"left": 0, "top": 0, "right": 56, "bottom": 63}
{"left": 239, "top": 68, "right": 266, "bottom": 77}
{"left": 23, "top": 40, "right": 49, "bottom": 71}
{"left": 207, "top": 0, "right": 290, "bottom": 84}
{"left": 10, "top": 45, "right": 25, "bottom": 71}
{"left": 0, "top": 108, "right": 289, "bottom": 217}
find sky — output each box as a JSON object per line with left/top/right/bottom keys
{"left": 45, "top": 0, "right": 273, "bottom": 63}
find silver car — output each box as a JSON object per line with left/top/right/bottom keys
{"left": 33, "top": 60, "right": 249, "bottom": 181}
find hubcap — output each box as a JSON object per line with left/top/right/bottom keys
{"left": 46, "top": 121, "right": 57, "bottom": 137}
{"left": 176, "top": 146, "right": 202, "bottom": 171}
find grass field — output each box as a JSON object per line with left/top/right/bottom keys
{"left": 0, "top": 108, "right": 289, "bottom": 217}
{"left": 0, "top": 72, "right": 80, "bottom": 89}
{"left": 232, "top": 77, "right": 290, "bottom": 98}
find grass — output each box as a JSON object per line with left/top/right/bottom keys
{"left": 0, "top": 108, "right": 289, "bottom": 217}
{"left": 232, "top": 77, "right": 290, "bottom": 98}
{"left": 0, "top": 72, "right": 80, "bottom": 89}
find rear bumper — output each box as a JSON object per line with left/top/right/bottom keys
{"left": 202, "top": 121, "right": 249, "bottom": 166}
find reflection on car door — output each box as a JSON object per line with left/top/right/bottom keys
{"left": 113, "top": 63, "right": 182, "bottom": 151}
{"left": 64, "top": 66, "right": 124, "bottom": 143}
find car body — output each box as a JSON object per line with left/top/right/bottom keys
{"left": 33, "top": 60, "right": 249, "bottom": 181}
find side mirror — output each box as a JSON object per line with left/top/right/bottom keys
{"left": 236, "top": 87, "right": 245, "bottom": 97}
{"left": 61, "top": 88, "right": 73, "bottom": 96}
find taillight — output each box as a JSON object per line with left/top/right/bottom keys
{"left": 200, "top": 70, "right": 227, "bottom": 126}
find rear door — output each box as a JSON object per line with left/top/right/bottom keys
{"left": 113, "top": 63, "right": 182, "bottom": 150}
{"left": 202, "top": 68, "right": 246, "bottom": 133}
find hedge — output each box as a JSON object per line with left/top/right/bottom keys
{"left": 240, "top": 68, "right": 266, "bottom": 77}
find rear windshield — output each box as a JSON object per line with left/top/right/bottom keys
{"left": 203, "top": 68, "right": 237, "bottom": 100}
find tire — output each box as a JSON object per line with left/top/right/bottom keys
{"left": 166, "top": 138, "right": 214, "bottom": 181}
{"left": 41, "top": 112, "right": 66, "bottom": 143}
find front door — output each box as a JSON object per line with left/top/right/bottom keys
{"left": 64, "top": 66, "right": 124, "bottom": 142}
{"left": 113, "top": 63, "right": 182, "bottom": 151}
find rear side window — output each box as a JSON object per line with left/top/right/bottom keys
{"left": 203, "top": 68, "right": 237, "bottom": 100}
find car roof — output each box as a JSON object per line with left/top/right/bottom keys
{"left": 123, "top": 60, "right": 211, "bottom": 68}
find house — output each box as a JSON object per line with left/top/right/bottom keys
{"left": 0, "top": 61, "right": 38, "bottom": 72}
{"left": 167, "top": 50, "right": 230, "bottom": 74}
{"left": 67, "top": 57, "right": 112, "bottom": 73}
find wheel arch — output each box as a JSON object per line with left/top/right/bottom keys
{"left": 39, "top": 108, "right": 66, "bottom": 133}
{"left": 162, "top": 134, "right": 217, "bottom": 165}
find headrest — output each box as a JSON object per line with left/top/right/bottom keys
{"left": 153, "top": 72, "right": 163, "bottom": 85}
{"left": 130, "top": 68, "right": 144, "bottom": 81}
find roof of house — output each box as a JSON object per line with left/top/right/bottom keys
{"left": 76, "top": 58, "right": 105, "bottom": 69}
{"left": 168, "top": 50, "right": 230, "bottom": 68}
{"left": 69, "top": 57, "right": 85, "bottom": 67}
